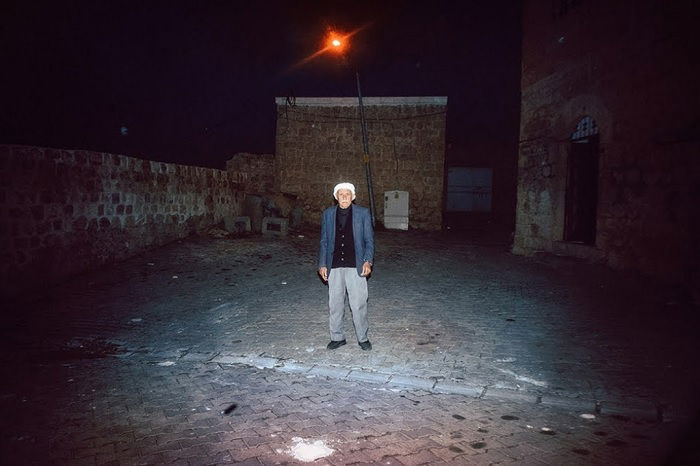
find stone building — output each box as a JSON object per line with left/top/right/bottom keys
{"left": 274, "top": 96, "right": 447, "bottom": 230}
{"left": 513, "top": 1, "right": 699, "bottom": 297}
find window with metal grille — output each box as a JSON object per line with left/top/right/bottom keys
{"left": 571, "top": 116, "right": 599, "bottom": 141}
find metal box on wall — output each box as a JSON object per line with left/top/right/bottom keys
{"left": 384, "top": 190, "right": 409, "bottom": 230}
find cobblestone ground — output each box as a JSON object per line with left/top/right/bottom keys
{"left": 1, "top": 229, "right": 699, "bottom": 464}
{"left": 0, "top": 357, "right": 692, "bottom": 465}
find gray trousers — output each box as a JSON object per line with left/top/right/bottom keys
{"left": 328, "top": 267, "right": 369, "bottom": 343}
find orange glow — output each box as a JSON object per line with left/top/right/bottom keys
{"left": 326, "top": 30, "right": 349, "bottom": 54}
{"left": 285, "top": 24, "right": 367, "bottom": 73}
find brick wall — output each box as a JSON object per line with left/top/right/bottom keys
{"left": 275, "top": 97, "right": 447, "bottom": 230}
{"left": 1, "top": 145, "right": 242, "bottom": 298}
{"left": 514, "top": 1, "right": 699, "bottom": 296}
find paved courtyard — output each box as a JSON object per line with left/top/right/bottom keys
{"left": 1, "top": 228, "right": 699, "bottom": 465}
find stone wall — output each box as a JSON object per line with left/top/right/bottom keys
{"left": 1, "top": 145, "right": 242, "bottom": 298}
{"left": 275, "top": 97, "right": 447, "bottom": 230}
{"left": 225, "top": 152, "right": 276, "bottom": 194}
{"left": 514, "top": 1, "right": 699, "bottom": 295}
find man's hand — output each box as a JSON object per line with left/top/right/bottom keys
{"left": 319, "top": 267, "right": 329, "bottom": 281}
{"left": 361, "top": 261, "right": 372, "bottom": 277}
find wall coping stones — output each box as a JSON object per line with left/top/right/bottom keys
{"left": 275, "top": 96, "right": 448, "bottom": 107}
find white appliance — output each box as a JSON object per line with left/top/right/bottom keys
{"left": 383, "top": 190, "right": 409, "bottom": 230}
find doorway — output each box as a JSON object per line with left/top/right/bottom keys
{"left": 446, "top": 167, "right": 493, "bottom": 213}
{"left": 564, "top": 117, "right": 599, "bottom": 245}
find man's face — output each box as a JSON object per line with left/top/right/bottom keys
{"left": 336, "top": 189, "right": 353, "bottom": 208}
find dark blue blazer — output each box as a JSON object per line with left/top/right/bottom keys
{"left": 319, "top": 204, "right": 374, "bottom": 276}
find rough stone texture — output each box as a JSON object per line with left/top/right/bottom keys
{"left": 0, "top": 144, "right": 242, "bottom": 298}
{"left": 225, "top": 153, "right": 304, "bottom": 230}
{"left": 225, "top": 152, "right": 276, "bottom": 194}
{"left": 275, "top": 97, "right": 447, "bottom": 230}
{"left": 513, "top": 1, "right": 700, "bottom": 299}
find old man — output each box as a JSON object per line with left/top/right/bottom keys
{"left": 318, "top": 182, "right": 374, "bottom": 351}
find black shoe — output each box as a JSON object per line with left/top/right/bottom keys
{"left": 327, "top": 339, "right": 347, "bottom": 350}
{"left": 359, "top": 340, "right": 372, "bottom": 351}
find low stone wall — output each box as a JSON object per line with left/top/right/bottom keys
{"left": 1, "top": 145, "right": 242, "bottom": 298}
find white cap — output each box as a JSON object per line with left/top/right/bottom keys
{"left": 333, "top": 182, "right": 356, "bottom": 200}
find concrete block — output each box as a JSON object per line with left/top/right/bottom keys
{"left": 244, "top": 356, "right": 279, "bottom": 369}
{"left": 433, "top": 381, "right": 483, "bottom": 397}
{"left": 388, "top": 375, "right": 436, "bottom": 391}
{"left": 308, "top": 365, "right": 351, "bottom": 379}
{"left": 484, "top": 387, "right": 541, "bottom": 403}
{"left": 346, "top": 370, "right": 392, "bottom": 384}
{"left": 262, "top": 217, "right": 288, "bottom": 236}
{"left": 211, "top": 354, "right": 250, "bottom": 365}
{"left": 244, "top": 195, "right": 263, "bottom": 232}
{"left": 277, "top": 361, "right": 313, "bottom": 374}
{"left": 210, "top": 354, "right": 279, "bottom": 369}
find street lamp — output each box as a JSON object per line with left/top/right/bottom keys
{"left": 324, "top": 31, "right": 377, "bottom": 227}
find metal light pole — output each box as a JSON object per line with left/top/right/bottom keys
{"left": 355, "top": 71, "right": 376, "bottom": 227}
{"left": 326, "top": 31, "right": 376, "bottom": 226}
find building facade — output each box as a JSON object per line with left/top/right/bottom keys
{"left": 514, "top": 1, "right": 699, "bottom": 296}
{"left": 275, "top": 96, "right": 447, "bottom": 230}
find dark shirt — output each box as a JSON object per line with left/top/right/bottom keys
{"left": 332, "top": 206, "right": 356, "bottom": 268}
{"left": 337, "top": 205, "right": 350, "bottom": 229}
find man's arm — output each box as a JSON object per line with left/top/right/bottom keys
{"left": 318, "top": 210, "right": 330, "bottom": 281}
{"left": 361, "top": 209, "right": 374, "bottom": 276}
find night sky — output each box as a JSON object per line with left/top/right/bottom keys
{"left": 0, "top": 1, "right": 522, "bottom": 168}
